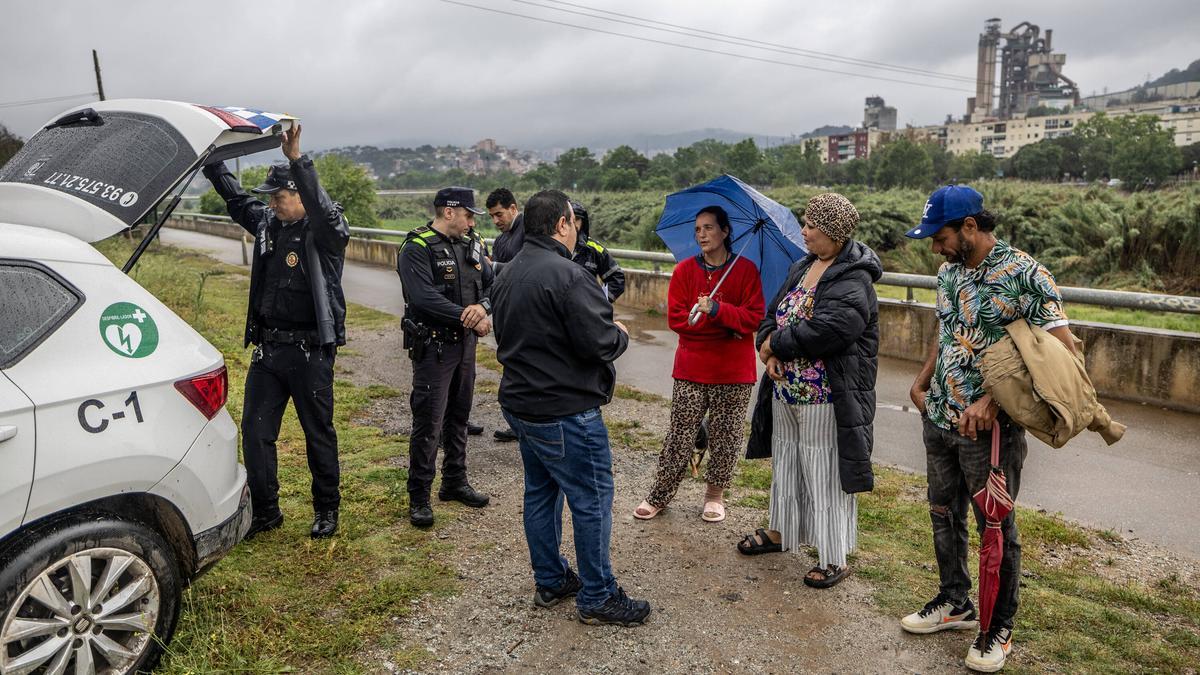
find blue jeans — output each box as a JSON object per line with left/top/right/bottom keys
{"left": 503, "top": 407, "right": 618, "bottom": 610}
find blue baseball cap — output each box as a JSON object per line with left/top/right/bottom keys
{"left": 905, "top": 185, "right": 984, "bottom": 239}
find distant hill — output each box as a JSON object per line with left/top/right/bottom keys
{"left": 541, "top": 124, "right": 856, "bottom": 156}
{"left": 313, "top": 123, "right": 859, "bottom": 171}
{"left": 1145, "top": 59, "right": 1200, "bottom": 88}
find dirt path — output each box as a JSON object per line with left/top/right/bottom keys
{"left": 337, "top": 325, "right": 976, "bottom": 674}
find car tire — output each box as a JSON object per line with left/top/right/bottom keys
{"left": 0, "top": 516, "right": 182, "bottom": 674}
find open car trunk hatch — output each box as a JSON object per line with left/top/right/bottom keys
{"left": 0, "top": 99, "right": 296, "bottom": 242}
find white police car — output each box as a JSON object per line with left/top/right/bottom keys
{"left": 0, "top": 100, "right": 297, "bottom": 673}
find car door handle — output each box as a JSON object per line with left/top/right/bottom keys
{"left": 0, "top": 425, "right": 17, "bottom": 443}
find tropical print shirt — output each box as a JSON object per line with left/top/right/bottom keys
{"left": 773, "top": 284, "right": 833, "bottom": 405}
{"left": 925, "top": 239, "right": 1069, "bottom": 430}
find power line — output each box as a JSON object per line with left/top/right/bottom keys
{"left": 440, "top": 0, "right": 975, "bottom": 93}
{"left": 526, "top": 0, "right": 976, "bottom": 83}
{"left": 0, "top": 93, "right": 96, "bottom": 110}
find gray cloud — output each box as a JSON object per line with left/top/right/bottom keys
{"left": 2, "top": 0, "right": 1197, "bottom": 152}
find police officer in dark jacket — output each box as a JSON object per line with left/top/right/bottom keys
{"left": 397, "top": 187, "right": 494, "bottom": 528}
{"left": 202, "top": 124, "right": 349, "bottom": 539}
{"left": 569, "top": 201, "right": 625, "bottom": 302}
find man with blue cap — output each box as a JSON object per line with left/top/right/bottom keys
{"left": 898, "top": 185, "right": 1076, "bottom": 672}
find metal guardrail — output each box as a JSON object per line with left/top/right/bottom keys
{"left": 170, "top": 212, "right": 1200, "bottom": 316}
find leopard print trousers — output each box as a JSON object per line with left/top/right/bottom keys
{"left": 646, "top": 379, "right": 754, "bottom": 508}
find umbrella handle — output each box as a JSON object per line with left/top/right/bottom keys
{"left": 991, "top": 422, "right": 1001, "bottom": 467}
{"left": 688, "top": 302, "right": 703, "bottom": 325}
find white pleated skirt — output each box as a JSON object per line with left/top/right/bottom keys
{"left": 768, "top": 400, "right": 858, "bottom": 568}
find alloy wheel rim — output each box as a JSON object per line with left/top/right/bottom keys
{"left": 1, "top": 547, "right": 160, "bottom": 675}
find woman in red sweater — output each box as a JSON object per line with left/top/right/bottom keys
{"left": 635, "top": 205, "right": 764, "bottom": 522}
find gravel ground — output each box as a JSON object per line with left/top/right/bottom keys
{"left": 339, "top": 326, "right": 972, "bottom": 673}
{"left": 339, "top": 324, "right": 1200, "bottom": 673}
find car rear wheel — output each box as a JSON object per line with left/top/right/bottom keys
{"left": 0, "top": 518, "right": 182, "bottom": 675}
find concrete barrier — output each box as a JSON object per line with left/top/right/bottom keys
{"left": 164, "top": 218, "right": 1200, "bottom": 412}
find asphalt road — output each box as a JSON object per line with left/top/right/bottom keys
{"left": 159, "top": 228, "right": 1200, "bottom": 558}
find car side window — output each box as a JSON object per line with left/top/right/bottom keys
{"left": 0, "top": 261, "right": 83, "bottom": 369}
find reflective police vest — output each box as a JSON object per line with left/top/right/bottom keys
{"left": 403, "top": 225, "right": 484, "bottom": 324}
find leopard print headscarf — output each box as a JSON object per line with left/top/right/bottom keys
{"left": 804, "top": 192, "right": 859, "bottom": 244}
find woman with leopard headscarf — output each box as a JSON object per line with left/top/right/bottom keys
{"left": 736, "top": 192, "right": 881, "bottom": 590}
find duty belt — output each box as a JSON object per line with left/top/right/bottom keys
{"left": 260, "top": 327, "right": 320, "bottom": 345}
{"left": 427, "top": 325, "right": 463, "bottom": 344}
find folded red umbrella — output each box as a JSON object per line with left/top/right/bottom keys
{"left": 974, "top": 422, "right": 1014, "bottom": 633}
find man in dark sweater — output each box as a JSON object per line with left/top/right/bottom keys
{"left": 486, "top": 187, "right": 524, "bottom": 264}
{"left": 489, "top": 190, "right": 651, "bottom": 627}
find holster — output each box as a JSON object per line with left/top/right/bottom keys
{"left": 402, "top": 317, "right": 430, "bottom": 361}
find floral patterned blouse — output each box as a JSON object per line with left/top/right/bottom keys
{"left": 772, "top": 283, "right": 832, "bottom": 405}
{"left": 925, "top": 239, "right": 1068, "bottom": 430}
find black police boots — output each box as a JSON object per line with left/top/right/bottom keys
{"left": 467, "top": 421, "right": 485, "bottom": 436}
{"left": 311, "top": 509, "right": 339, "bottom": 538}
{"left": 410, "top": 502, "right": 435, "bottom": 528}
{"left": 244, "top": 511, "right": 283, "bottom": 540}
{"left": 438, "top": 482, "right": 490, "bottom": 508}
{"left": 493, "top": 427, "right": 518, "bottom": 442}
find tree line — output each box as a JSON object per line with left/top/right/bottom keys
{"left": 352, "top": 113, "right": 1197, "bottom": 195}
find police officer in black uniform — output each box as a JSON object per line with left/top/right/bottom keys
{"left": 203, "top": 124, "right": 349, "bottom": 540}
{"left": 397, "top": 187, "right": 494, "bottom": 528}
{"left": 569, "top": 201, "right": 626, "bottom": 302}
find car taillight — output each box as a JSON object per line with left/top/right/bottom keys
{"left": 175, "top": 366, "right": 228, "bottom": 420}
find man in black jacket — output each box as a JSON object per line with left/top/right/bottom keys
{"left": 487, "top": 187, "right": 524, "bottom": 264}
{"left": 484, "top": 187, "right": 522, "bottom": 442}
{"left": 490, "top": 190, "right": 651, "bottom": 627}
{"left": 203, "top": 125, "right": 349, "bottom": 539}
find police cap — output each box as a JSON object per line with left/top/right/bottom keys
{"left": 251, "top": 164, "right": 298, "bottom": 194}
{"left": 434, "top": 186, "right": 484, "bottom": 215}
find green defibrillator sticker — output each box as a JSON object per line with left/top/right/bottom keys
{"left": 99, "top": 302, "right": 159, "bottom": 358}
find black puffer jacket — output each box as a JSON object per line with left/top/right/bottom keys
{"left": 747, "top": 239, "right": 881, "bottom": 494}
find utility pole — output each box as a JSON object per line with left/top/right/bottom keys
{"left": 92, "top": 49, "right": 105, "bottom": 101}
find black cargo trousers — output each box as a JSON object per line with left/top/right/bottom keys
{"left": 241, "top": 339, "right": 340, "bottom": 518}
{"left": 407, "top": 331, "right": 478, "bottom": 504}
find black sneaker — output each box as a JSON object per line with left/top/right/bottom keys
{"left": 438, "top": 482, "right": 490, "bottom": 508}
{"left": 310, "top": 509, "right": 338, "bottom": 538}
{"left": 244, "top": 511, "right": 283, "bottom": 540}
{"left": 534, "top": 567, "right": 583, "bottom": 608}
{"left": 467, "top": 421, "right": 484, "bottom": 436}
{"left": 494, "top": 427, "right": 518, "bottom": 442}
{"left": 577, "top": 586, "right": 651, "bottom": 627}
{"left": 409, "top": 503, "right": 434, "bottom": 528}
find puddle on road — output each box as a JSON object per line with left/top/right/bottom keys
{"left": 614, "top": 308, "right": 675, "bottom": 346}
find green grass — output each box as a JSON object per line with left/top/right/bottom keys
{"left": 732, "top": 461, "right": 1200, "bottom": 673}
{"left": 613, "top": 383, "right": 668, "bottom": 404}
{"left": 607, "top": 419, "right": 661, "bottom": 453}
{"left": 95, "top": 237, "right": 457, "bottom": 672}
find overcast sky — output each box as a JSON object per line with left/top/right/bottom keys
{"left": 2, "top": 0, "right": 1197, "bottom": 153}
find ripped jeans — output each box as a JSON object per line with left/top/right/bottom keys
{"left": 922, "top": 415, "right": 1028, "bottom": 630}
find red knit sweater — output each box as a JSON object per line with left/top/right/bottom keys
{"left": 668, "top": 256, "right": 765, "bottom": 384}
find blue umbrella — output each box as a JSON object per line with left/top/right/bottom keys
{"left": 656, "top": 174, "right": 807, "bottom": 324}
